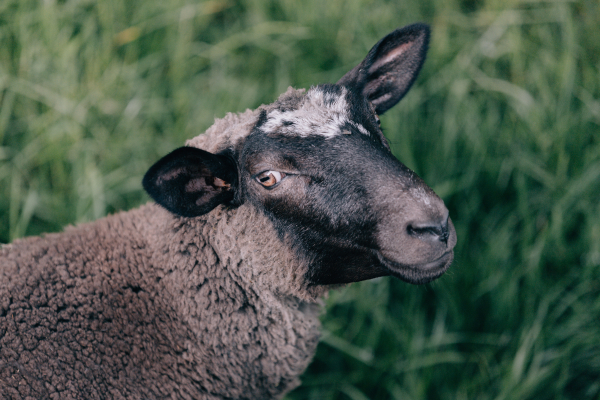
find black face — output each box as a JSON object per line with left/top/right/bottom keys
{"left": 241, "top": 129, "right": 384, "bottom": 284}
{"left": 235, "top": 89, "right": 455, "bottom": 285}
{"left": 143, "top": 23, "right": 457, "bottom": 287}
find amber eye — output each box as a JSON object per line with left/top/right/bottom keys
{"left": 255, "top": 171, "right": 285, "bottom": 188}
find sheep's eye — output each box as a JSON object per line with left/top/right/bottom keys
{"left": 255, "top": 171, "right": 285, "bottom": 188}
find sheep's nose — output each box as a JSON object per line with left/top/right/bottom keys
{"left": 407, "top": 216, "right": 450, "bottom": 244}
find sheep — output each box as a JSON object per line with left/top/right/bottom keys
{"left": 0, "top": 23, "right": 457, "bottom": 400}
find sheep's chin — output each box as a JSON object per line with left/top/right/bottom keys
{"left": 377, "top": 250, "right": 454, "bottom": 285}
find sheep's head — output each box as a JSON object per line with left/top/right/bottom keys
{"left": 143, "top": 23, "right": 456, "bottom": 286}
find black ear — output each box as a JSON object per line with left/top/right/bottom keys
{"left": 143, "top": 147, "right": 238, "bottom": 217}
{"left": 337, "top": 23, "right": 430, "bottom": 115}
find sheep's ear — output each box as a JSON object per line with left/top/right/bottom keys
{"left": 337, "top": 23, "right": 429, "bottom": 115}
{"left": 143, "top": 147, "right": 238, "bottom": 217}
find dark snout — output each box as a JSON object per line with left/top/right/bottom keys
{"left": 374, "top": 166, "right": 457, "bottom": 284}
{"left": 407, "top": 215, "right": 451, "bottom": 244}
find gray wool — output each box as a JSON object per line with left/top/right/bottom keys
{"left": 187, "top": 87, "right": 306, "bottom": 152}
{"left": 0, "top": 87, "right": 328, "bottom": 400}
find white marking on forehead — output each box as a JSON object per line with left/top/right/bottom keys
{"left": 259, "top": 87, "right": 370, "bottom": 138}
{"left": 354, "top": 122, "right": 369, "bottom": 136}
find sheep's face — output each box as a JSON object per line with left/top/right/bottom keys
{"left": 143, "top": 23, "right": 457, "bottom": 286}
{"left": 237, "top": 84, "right": 456, "bottom": 285}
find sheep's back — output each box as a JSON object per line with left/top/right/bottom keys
{"left": 0, "top": 210, "right": 207, "bottom": 399}
{"left": 0, "top": 204, "right": 323, "bottom": 399}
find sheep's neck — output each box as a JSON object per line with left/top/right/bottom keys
{"left": 143, "top": 202, "right": 325, "bottom": 398}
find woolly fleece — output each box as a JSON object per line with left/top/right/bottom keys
{"left": 0, "top": 88, "right": 326, "bottom": 399}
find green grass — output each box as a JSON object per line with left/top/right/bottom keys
{"left": 1, "top": 0, "right": 599, "bottom": 398}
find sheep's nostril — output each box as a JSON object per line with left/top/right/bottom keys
{"left": 407, "top": 219, "right": 449, "bottom": 244}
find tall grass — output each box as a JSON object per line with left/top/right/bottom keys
{"left": 1, "top": 0, "right": 599, "bottom": 398}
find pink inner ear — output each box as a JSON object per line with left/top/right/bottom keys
{"left": 369, "top": 42, "right": 411, "bottom": 73}
{"left": 186, "top": 178, "right": 207, "bottom": 192}
{"left": 157, "top": 166, "right": 187, "bottom": 184}
{"left": 368, "top": 90, "right": 392, "bottom": 105}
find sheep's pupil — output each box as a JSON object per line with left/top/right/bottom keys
{"left": 257, "top": 171, "right": 282, "bottom": 187}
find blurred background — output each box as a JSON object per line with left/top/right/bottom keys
{"left": 1, "top": 0, "right": 599, "bottom": 398}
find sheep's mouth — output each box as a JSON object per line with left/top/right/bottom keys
{"left": 376, "top": 250, "right": 454, "bottom": 285}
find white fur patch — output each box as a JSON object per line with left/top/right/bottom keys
{"left": 259, "top": 87, "right": 369, "bottom": 138}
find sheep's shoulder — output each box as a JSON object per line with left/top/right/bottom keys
{"left": 0, "top": 208, "right": 203, "bottom": 398}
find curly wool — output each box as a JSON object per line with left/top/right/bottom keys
{"left": 0, "top": 91, "right": 326, "bottom": 399}
{"left": 186, "top": 87, "right": 307, "bottom": 152}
